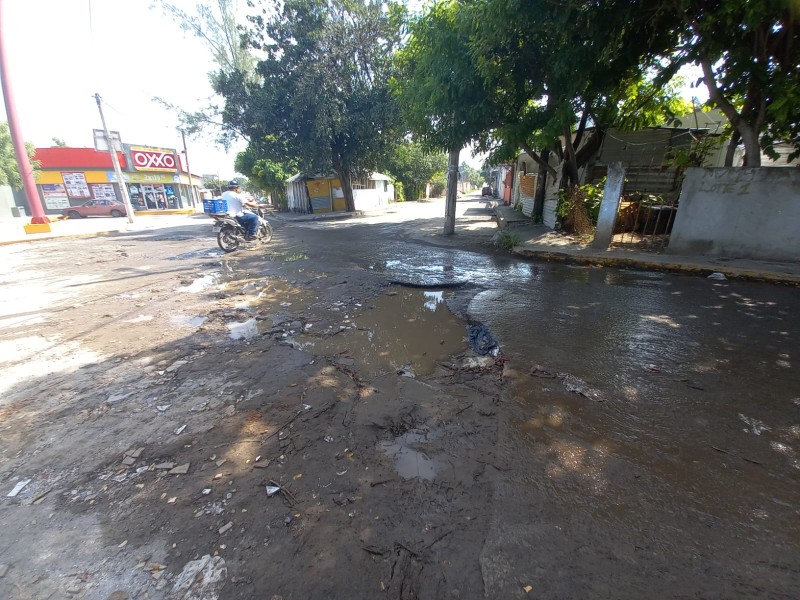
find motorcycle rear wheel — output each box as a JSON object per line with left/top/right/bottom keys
{"left": 217, "top": 227, "right": 241, "bottom": 253}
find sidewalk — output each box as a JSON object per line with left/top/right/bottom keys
{"left": 0, "top": 213, "right": 211, "bottom": 245}
{"left": 495, "top": 203, "right": 800, "bottom": 285}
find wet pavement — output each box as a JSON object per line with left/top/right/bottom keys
{"left": 1, "top": 201, "right": 798, "bottom": 598}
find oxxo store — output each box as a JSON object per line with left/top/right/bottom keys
{"left": 33, "top": 145, "right": 202, "bottom": 216}
{"left": 119, "top": 145, "right": 197, "bottom": 211}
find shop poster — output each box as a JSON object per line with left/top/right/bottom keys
{"left": 42, "top": 184, "right": 70, "bottom": 209}
{"left": 91, "top": 184, "right": 117, "bottom": 201}
{"left": 61, "top": 172, "right": 91, "bottom": 198}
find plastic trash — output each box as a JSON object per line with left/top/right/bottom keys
{"left": 467, "top": 324, "right": 498, "bottom": 356}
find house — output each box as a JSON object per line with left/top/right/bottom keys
{"left": 285, "top": 173, "right": 394, "bottom": 214}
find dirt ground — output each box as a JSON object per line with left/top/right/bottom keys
{"left": 2, "top": 203, "right": 799, "bottom": 600}
{"left": 0, "top": 216, "right": 508, "bottom": 600}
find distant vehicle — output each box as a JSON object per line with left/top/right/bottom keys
{"left": 62, "top": 200, "right": 127, "bottom": 219}
{"left": 481, "top": 184, "right": 492, "bottom": 196}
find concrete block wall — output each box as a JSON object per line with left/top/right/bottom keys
{"left": 668, "top": 168, "right": 800, "bottom": 261}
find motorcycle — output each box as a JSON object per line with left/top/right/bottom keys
{"left": 209, "top": 207, "right": 273, "bottom": 253}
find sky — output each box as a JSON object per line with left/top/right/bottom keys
{"left": 0, "top": 0, "right": 246, "bottom": 179}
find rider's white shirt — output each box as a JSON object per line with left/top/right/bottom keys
{"left": 221, "top": 190, "right": 245, "bottom": 216}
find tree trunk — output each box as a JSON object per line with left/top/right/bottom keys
{"left": 563, "top": 126, "right": 580, "bottom": 186}
{"left": 724, "top": 130, "right": 741, "bottom": 167}
{"left": 332, "top": 153, "right": 356, "bottom": 212}
{"left": 700, "top": 57, "right": 762, "bottom": 168}
{"left": 739, "top": 125, "right": 762, "bottom": 167}
{"left": 444, "top": 147, "right": 459, "bottom": 235}
{"left": 533, "top": 149, "right": 550, "bottom": 222}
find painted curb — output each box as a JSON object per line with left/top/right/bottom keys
{"left": 512, "top": 247, "right": 800, "bottom": 285}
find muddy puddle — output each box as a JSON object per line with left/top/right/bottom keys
{"left": 379, "top": 429, "right": 439, "bottom": 481}
{"left": 295, "top": 287, "right": 467, "bottom": 378}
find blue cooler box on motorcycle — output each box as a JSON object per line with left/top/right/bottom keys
{"left": 203, "top": 199, "right": 228, "bottom": 214}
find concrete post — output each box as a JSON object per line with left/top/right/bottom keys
{"left": 592, "top": 162, "right": 625, "bottom": 249}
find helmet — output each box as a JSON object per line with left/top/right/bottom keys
{"left": 228, "top": 180, "right": 240, "bottom": 188}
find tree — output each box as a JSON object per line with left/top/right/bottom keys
{"left": 0, "top": 122, "right": 38, "bottom": 188}
{"left": 392, "top": 1, "right": 497, "bottom": 234}
{"left": 234, "top": 147, "right": 295, "bottom": 209}
{"left": 203, "top": 176, "right": 227, "bottom": 196}
{"left": 51, "top": 137, "right": 67, "bottom": 147}
{"left": 217, "top": 0, "right": 404, "bottom": 213}
{"left": 155, "top": 0, "right": 259, "bottom": 146}
{"left": 459, "top": 162, "right": 482, "bottom": 189}
{"left": 468, "top": 0, "right": 690, "bottom": 189}
{"left": 379, "top": 140, "right": 447, "bottom": 201}
{"left": 651, "top": 0, "right": 799, "bottom": 166}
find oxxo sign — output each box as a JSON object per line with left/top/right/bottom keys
{"left": 130, "top": 146, "right": 178, "bottom": 172}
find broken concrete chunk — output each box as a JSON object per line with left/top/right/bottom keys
{"left": 215, "top": 459, "right": 227, "bottom": 467}
{"left": 155, "top": 462, "right": 176, "bottom": 470}
{"left": 168, "top": 463, "right": 191, "bottom": 475}
{"left": 167, "top": 555, "right": 227, "bottom": 600}
{"left": 127, "top": 447, "right": 145, "bottom": 458}
{"left": 174, "top": 424, "right": 187, "bottom": 435}
{"left": 107, "top": 591, "right": 129, "bottom": 600}
{"left": 122, "top": 456, "right": 136, "bottom": 466}
{"left": 218, "top": 521, "right": 233, "bottom": 535}
{"left": 0, "top": 564, "right": 9, "bottom": 577}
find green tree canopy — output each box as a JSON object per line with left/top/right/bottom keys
{"left": 217, "top": 0, "right": 405, "bottom": 212}
{"left": 380, "top": 141, "right": 447, "bottom": 201}
{"left": 0, "top": 122, "right": 38, "bottom": 189}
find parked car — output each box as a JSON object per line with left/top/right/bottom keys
{"left": 62, "top": 200, "right": 127, "bottom": 218}
{"left": 481, "top": 184, "right": 492, "bottom": 196}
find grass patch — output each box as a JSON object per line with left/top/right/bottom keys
{"left": 494, "top": 231, "right": 521, "bottom": 251}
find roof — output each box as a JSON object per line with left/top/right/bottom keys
{"left": 285, "top": 172, "right": 392, "bottom": 183}
{"left": 35, "top": 147, "right": 128, "bottom": 169}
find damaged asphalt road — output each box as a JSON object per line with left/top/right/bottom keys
{"left": 1, "top": 202, "right": 799, "bottom": 599}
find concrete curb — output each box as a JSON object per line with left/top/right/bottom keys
{"left": 512, "top": 246, "right": 800, "bottom": 285}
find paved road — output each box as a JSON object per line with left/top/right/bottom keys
{"left": 1, "top": 199, "right": 798, "bottom": 599}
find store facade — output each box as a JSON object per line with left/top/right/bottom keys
{"left": 33, "top": 145, "right": 202, "bottom": 216}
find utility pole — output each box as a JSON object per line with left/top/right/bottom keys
{"left": 94, "top": 93, "right": 135, "bottom": 224}
{"left": 180, "top": 129, "right": 196, "bottom": 208}
{"left": 0, "top": 2, "right": 49, "bottom": 226}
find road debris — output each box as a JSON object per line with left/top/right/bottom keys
{"left": 707, "top": 272, "right": 727, "bottom": 280}
{"left": 218, "top": 522, "right": 233, "bottom": 535}
{"left": 167, "top": 555, "right": 227, "bottom": 600}
{"left": 6, "top": 479, "right": 31, "bottom": 497}
{"left": 174, "top": 424, "right": 187, "bottom": 435}
{"left": 168, "top": 463, "right": 191, "bottom": 475}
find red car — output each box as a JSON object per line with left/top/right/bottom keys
{"left": 62, "top": 200, "right": 127, "bottom": 218}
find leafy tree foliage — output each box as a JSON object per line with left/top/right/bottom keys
{"left": 217, "top": 0, "right": 405, "bottom": 212}
{"left": 51, "top": 137, "right": 67, "bottom": 147}
{"left": 0, "top": 122, "right": 38, "bottom": 189}
{"left": 459, "top": 161, "right": 482, "bottom": 188}
{"left": 650, "top": 0, "right": 799, "bottom": 165}
{"left": 234, "top": 147, "right": 296, "bottom": 209}
{"left": 380, "top": 141, "right": 447, "bottom": 201}
{"left": 468, "top": 0, "right": 690, "bottom": 186}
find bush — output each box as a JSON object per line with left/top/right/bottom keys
{"left": 556, "top": 179, "right": 605, "bottom": 234}
{"left": 493, "top": 230, "right": 521, "bottom": 251}
{"left": 393, "top": 180, "right": 405, "bottom": 202}
{"left": 430, "top": 172, "right": 447, "bottom": 197}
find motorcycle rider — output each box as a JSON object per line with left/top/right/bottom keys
{"left": 222, "top": 180, "right": 258, "bottom": 240}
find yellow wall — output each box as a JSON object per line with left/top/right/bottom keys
{"left": 36, "top": 170, "right": 110, "bottom": 184}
